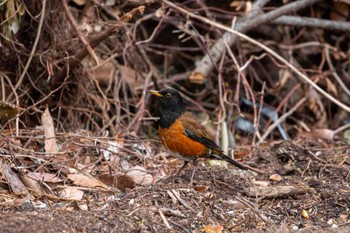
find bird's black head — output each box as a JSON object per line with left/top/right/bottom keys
{"left": 150, "top": 88, "right": 185, "bottom": 128}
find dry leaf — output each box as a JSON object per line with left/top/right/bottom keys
{"left": 68, "top": 173, "right": 108, "bottom": 189}
{"left": 269, "top": 174, "right": 283, "bottom": 182}
{"left": 126, "top": 166, "right": 153, "bottom": 185}
{"left": 115, "top": 174, "right": 136, "bottom": 192}
{"left": 41, "top": 106, "right": 58, "bottom": 154}
{"left": 325, "top": 78, "right": 338, "bottom": 96}
{"left": 194, "top": 186, "right": 209, "bottom": 193}
{"left": 60, "top": 187, "right": 84, "bottom": 200}
{"left": 98, "top": 174, "right": 115, "bottom": 186}
{"left": 155, "top": 7, "right": 165, "bottom": 18}
{"left": 2, "top": 163, "right": 29, "bottom": 198}
{"left": 203, "top": 225, "right": 224, "bottom": 233}
{"left": 303, "top": 129, "right": 335, "bottom": 140}
{"left": 20, "top": 174, "right": 42, "bottom": 193}
{"left": 253, "top": 181, "right": 270, "bottom": 187}
{"left": 27, "top": 172, "right": 62, "bottom": 183}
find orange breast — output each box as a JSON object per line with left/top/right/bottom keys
{"left": 158, "top": 119, "right": 209, "bottom": 158}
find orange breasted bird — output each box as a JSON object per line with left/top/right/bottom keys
{"left": 150, "top": 88, "right": 263, "bottom": 183}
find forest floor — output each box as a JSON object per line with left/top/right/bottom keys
{"left": 0, "top": 139, "right": 349, "bottom": 233}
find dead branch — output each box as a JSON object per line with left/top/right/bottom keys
{"left": 61, "top": 0, "right": 99, "bottom": 65}
{"left": 243, "top": 185, "right": 308, "bottom": 198}
{"left": 50, "top": 5, "right": 145, "bottom": 89}
{"left": 272, "top": 16, "right": 350, "bottom": 32}
{"left": 184, "top": 0, "right": 320, "bottom": 83}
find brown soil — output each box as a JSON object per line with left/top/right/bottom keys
{"left": 0, "top": 141, "right": 349, "bottom": 233}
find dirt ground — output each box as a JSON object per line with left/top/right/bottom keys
{"left": 0, "top": 140, "right": 349, "bottom": 233}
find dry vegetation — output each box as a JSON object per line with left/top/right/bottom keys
{"left": 0, "top": 0, "right": 349, "bottom": 232}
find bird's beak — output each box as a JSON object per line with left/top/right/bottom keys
{"left": 150, "top": 90, "right": 163, "bottom": 97}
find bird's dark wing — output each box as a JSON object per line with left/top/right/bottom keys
{"left": 180, "top": 112, "right": 222, "bottom": 152}
{"left": 180, "top": 113, "right": 266, "bottom": 174}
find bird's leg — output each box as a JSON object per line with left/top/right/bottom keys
{"left": 175, "top": 161, "right": 189, "bottom": 177}
{"left": 189, "top": 159, "right": 198, "bottom": 185}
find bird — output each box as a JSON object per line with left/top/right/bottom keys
{"left": 150, "top": 88, "right": 264, "bottom": 184}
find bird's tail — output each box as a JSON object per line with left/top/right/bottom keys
{"left": 210, "top": 152, "right": 266, "bottom": 174}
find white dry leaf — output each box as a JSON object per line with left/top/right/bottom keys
{"left": 60, "top": 186, "right": 84, "bottom": 200}
{"left": 41, "top": 106, "right": 58, "bottom": 154}
{"left": 101, "top": 141, "right": 121, "bottom": 161}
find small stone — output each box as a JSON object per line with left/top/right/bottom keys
{"left": 327, "top": 219, "right": 334, "bottom": 225}
{"left": 301, "top": 209, "right": 309, "bottom": 219}
{"left": 292, "top": 225, "right": 299, "bottom": 231}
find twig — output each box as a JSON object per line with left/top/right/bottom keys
{"left": 333, "top": 122, "right": 350, "bottom": 136}
{"left": 259, "top": 97, "right": 306, "bottom": 144}
{"left": 255, "top": 82, "right": 266, "bottom": 143}
{"left": 325, "top": 46, "right": 350, "bottom": 96}
{"left": 169, "top": 189, "right": 193, "bottom": 211}
{"left": 156, "top": 202, "right": 172, "bottom": 230}
{"left": 51, "top": 6, "right": 145, "bottom": 89}
{"left": 10, "top": 0, "right": 47, "bottom": 95}
{"left": 61, "top": 0, "right": 99, "bottom": 65}
{"left": 164, "top": 0, "right": 350, "bottom": 113}
{"left": 273, "top": 16, "right": 350, "bottom": 32}
{"left": 174, "top": 0, "right": 319, "bottom": 82}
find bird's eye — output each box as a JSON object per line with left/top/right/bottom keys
{"left": 165, "top": 93, "right": 172, "bottom": 98}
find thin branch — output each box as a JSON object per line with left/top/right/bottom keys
{"left": 259, "top": 97, "right": 307, "bottom": 144}
{"left": 273, "top": 16, "right": 350, "bottom": 32}
{"left": 325, "top": 46, "right": 350, "bottom": 96}
{"left": 164, "top": 0, "right": 350, "bottom": 113}
{"left": 179, "top": 0, "right": 320, "bottom": 81}
{"left": 50, "top": 6, "right": 145, "bottom": 89}
{"left": 61, "top": 0, "right": 99, "bottom": 65}
{"left": 12, "top": 0, "right": 47, "bottom": 92}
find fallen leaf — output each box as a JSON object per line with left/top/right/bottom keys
{"left": 59, "top": 187, "right": 84, "bottom": 200}
{"left": 2, "top": 163, "right": 29, "bottom": 198}
{"left": 68, "top": 173, "right": 108, "bottom": 189}
{"left": 302, "top": 129, "right": 335, "bottom": 140}
{"left": 126, "top": 166, "right": 153, "bottom": 185}
{"left": 27, "top": 172, "right": 62, "bottom": 183}
{"left": 115, "top": 174, "right": 136, "bottom": 192}
{"left": 269, "top": 174, "right": 283, "bottom": 182}
{"left": 325, "top": 78, "right": 338, "bottom": 96}
{"left": 41, "top": 106, "right": 58, "bottom": 154}
{"left": 194, "top": 186, "right": 209, "bottom": 193}
{"left": 203, "top": 225, "right": 224, "bottom": 233}
{"left": 253, "top": 181, "right": 270, "bottom": 187}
